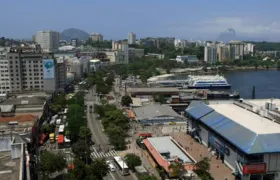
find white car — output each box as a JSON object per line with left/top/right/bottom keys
{"left": 106, "top": 160, "right": 116, "bottom": 172}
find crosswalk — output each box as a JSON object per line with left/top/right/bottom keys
{"left": 90, "top": 146, "right": 119, "bottom": 159}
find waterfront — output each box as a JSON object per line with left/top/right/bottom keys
{"left": 173, "top": 70, "right": 280, "bottom": 99}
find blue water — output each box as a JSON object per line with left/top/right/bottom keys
{"left": 224, "top": 70, "right": 280, "bottom": 99}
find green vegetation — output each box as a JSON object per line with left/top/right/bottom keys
{"left": 153, "top": 94, "right": 166, "bottom": 104}
{"left": 68, "top": 158, "right": 109, "bottom": 180}
{"left": 39, "top": 151, "right": 66, "bottom": 177}
{"left": 121, "top": 95, "right": 133, "bottom": 106}
{"left": 194, "top": 157, "right": 214, "bottom": 180}
{"left": 50, "top": 93, "right": 67, "bottom": 113}
{"left": 138, "top": 175, "right": 157, "bottom": 180}
{"left": 124, "top": 153, "right": 142, "bottom": 170}
{"left": 95, "top": 102, "right": 129, "bottom": 150}
{"left": 168, "top": 162, "right": 184, "bottom": 178}
{"left": 247, "top": 41, "right": 280, "bottom": 51}
{"left": 85, "top": 38, "right": 112, "bottom": 49}
{"left": 108, "top": 58, "right": 185, "bottom": 82}
{"left": 40, "top": 124, "right": 56, "bottom": 134}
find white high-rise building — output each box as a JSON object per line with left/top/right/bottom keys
{"left": 174, "top": 39, "right": 188, "bottom": 48}
{"left": 229, "top": 41, "right": 245, "bottom": 60}
{"left": 244, "top": 43, "right": 255, "bottom": 56}
{"left": 204, "top": 46, "right": 218, "bottom": 64}
{"left": 128, "top": 32, "right": 136, "bottom": 45}
{"left": 35, "top": 30, "right": 60, "bottom": 52}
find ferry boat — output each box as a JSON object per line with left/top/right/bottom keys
{"left": 186, "top": 75, "right": 231, "bottom": 89}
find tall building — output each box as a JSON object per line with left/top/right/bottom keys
{"left": 128, "top": 32, "right": 136, "bottom": 45}
{"left": 71, "top": 38, "right": 78, "bottom": 47}
{"left": 204, "top": 46, "right": 218, "bottom": 64}
{"left": 244, "top": 43, "right": 255, "bottom": 56}
{"left": 0, "top": 48, "right": 66, "bottom": 94}
{"left": 218, "top": 46, "right": 230, "bottom": 62}
{"left": 90, "top": 33, "right": 103, "bottom": 42}
{"left": 229, "top": 41, "right": 244, "bottom": 60}
{"left": 174, "top": 39, "right": 189, "bottom": 49}
{"left": 35, "top": 30, "right": 60, "bottom": 52}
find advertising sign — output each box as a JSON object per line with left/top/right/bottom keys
{"left": 208, "top": 134, "right": 230, "bottom": 155}
{"left": 43, "top": 59, "right": 55, "bottom": 79}
{"left": 243, "top": 163, "right": 266, "bottom": 175}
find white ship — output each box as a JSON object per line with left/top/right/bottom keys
{"left": 187, "top": 75, "right": 231, "bottom": 89}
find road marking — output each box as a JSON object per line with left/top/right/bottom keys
{"left": 109, "top": 172, "right": 116, "bottom": 180}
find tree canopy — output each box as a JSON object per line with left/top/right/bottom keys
{"left": 194, "top": 157, "right": 213, "bottom": 180}
{"left": 39, "top": 151, "right": 66, "bottom": 176}
{"left": 121, "top": 95, "right": 133, "bottom": 106}
{"left": 124, "top": 153, "right": 142, "bottom": 170}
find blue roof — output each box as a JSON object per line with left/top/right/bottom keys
{"left": 185, "top": 103, "right": 214, "bottom": 119}
{"left": 187, "top": 103, "right": 280, "bottom": 154}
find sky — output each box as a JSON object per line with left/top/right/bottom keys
{"left": 1, "top": 0, "right": 280, "bottom": 41}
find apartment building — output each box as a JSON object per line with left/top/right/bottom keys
{"left": 218, "top": 46, "right": 230, "bottom": 62}
{"left": 35, "top": 30, "right": 60, "bottom": 52}
{"left": 204, "top": 46, "right": 218, "bottom": 64}
{"left": 0, "top": 48, "right": 66, "bottom": 94}
{"left": 90, "top": 33, "right": 103, "bottom": 42}
{"left": 229, "top": 41, "right": 244, "bottom": 60}
{"left": 128, "top": 32, "right": 136, "bottom": 45}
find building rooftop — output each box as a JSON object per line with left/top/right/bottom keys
{"left": 0, "top": 105, "right": 15, "bottom": 113}
{"left": 247, "top": 99, "right": 280, "bottom": 108}
{"left": 0, "top": 114, "right": 37, "bottom": 124}
{"left": 209, "top": 103, "right": 280, "bottom": 134}
{"left": 146, "top": 136, "right": 193, "bottom": 163}
{"left": 133, "top": 104, "right": 182, "bottom": 120}
{"left": 0, "top": 152, "right": 20, "bottom": 180}
{"left": 129, "top": 87, "right": 180, "bottom": 93}
{"left": 186, "top": 101, "right": 280, "bottom": 154}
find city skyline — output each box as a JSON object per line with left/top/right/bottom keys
{"left": 1, "top": 0, "right": 280, "bottom": 41}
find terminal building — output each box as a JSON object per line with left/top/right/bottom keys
{"left": 133, "top": 104, "right": 186, "bottom": 126}
{"left": 185, "top": 99, "right": 280, "bottom": 180}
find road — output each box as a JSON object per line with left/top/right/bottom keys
{"left": 85, "top": 87, "right": 136, "bottom": 180}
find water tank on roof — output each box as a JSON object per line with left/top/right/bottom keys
{"left": 265, "top": 102, "right": 277, "bottom": 111}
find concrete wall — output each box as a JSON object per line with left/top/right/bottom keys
{"left": 264, "top": 153, "right": 280, "bottom": 172}
{"left": 199, "top": 126, "right": 208, "bottom": 146}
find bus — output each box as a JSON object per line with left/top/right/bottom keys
{"left": 113, "top": 156, "right": 130, "bottom": 175}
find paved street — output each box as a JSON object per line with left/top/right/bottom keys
{"left": 85, "top": 86, "right": 136, "bottom": 180}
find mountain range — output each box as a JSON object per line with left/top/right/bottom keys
{"left": 60, "top": 28, "right": 89, "bottom": 41}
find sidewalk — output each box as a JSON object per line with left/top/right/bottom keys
{"left": 121, "top": 138, "right": 161, "bottom": 180}
{"left": 172, "top": 132, "right": 235, "bottom": 180}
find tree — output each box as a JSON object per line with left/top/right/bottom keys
{"left": 70, "top": 159, "right": 88, "bottom": 180}
{"left": 79, "top": 126, "right": 92, "bottom": 140}
{"left": 40, "top": 124, "right": 55, "bottom": 134}
{"left": 39, "top": 151, "right": 66, "bottom": 176}
{"left": 121, "top": 95, "right": 133, "bottom": 106}
{"left": 168, "top": 162, "right": 184, "bottom": 178}
{"left": 72, "top": 139, "right": 91, "bottom": 163}
{"left": 124, "top": 153, "right": 142, "bottom": 170}
{"left": 88, "top": 158, "right": 110, "bottom": 179}
{"left": 153, "top": 94, "right": 166, "bottom": 104}
{"left": 94, "top": 104, "right": 105, "bottom": 118}
{"left": 194, "top": 157, "right": 213, "bottom": 180}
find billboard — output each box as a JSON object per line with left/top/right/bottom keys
{"left": 243, "top": 163, "right": 266, "bottom": 175}
{"left": 43, "top": 59, "right": 55, "bottom": 79}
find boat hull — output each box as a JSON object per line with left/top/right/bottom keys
{"left": 187, "top": 85, "right": 231, "bottom": 89}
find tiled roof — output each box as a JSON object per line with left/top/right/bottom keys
{"left": 0, "top": 114, "right": 37, "bottom": 123}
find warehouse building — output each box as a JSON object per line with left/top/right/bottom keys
{"left": 185, "top": 100, "right": 280, "bottom": 180}
{"left": 133, "top": 104, "right": 186, "bottom": 125}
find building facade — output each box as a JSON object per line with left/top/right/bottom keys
{"left": 0, "top": 48, "right": 66, "bottom": 94}
{"left": 229, "top": 41, "right": 244, "bottom": 60}
{"left": 90, "top": 33, "right": 103, "bottom": 42}
{"left": 186, "top": 100, "right": 280, "bottom": 180}
{"left": 218, "top": 46, "right": 230, "bottom": 62}
{"left": 204, "top": 46, "right": 218, "bottom": 64}
{"left": 35, "top": 30, "right": 60, "bottom": 52}
{"left": 128, "top": 32, "right": 136, "bottom": 45}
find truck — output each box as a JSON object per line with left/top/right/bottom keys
{"left": 49, "top": 133, "right": 55, "bottom": 143}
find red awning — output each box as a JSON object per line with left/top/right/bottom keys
{"left": 58, "top": 135, "right": 64, "bottom": 144}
